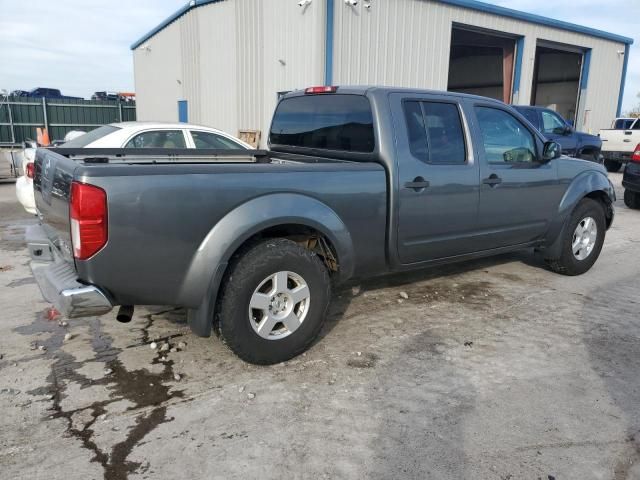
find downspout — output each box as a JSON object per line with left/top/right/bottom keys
{"left": 617, "top": 43, "right": 630, "bottom": 117}
{"left": 325, "top": 0, "right": 334, "bottom": 85}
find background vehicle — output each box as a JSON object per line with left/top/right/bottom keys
{"left": 29, "top": 86, "right": 615, "bottom": 365}
{"left": 599, "top": 117, "right": 640, "bottom": 172}
{"left": 15, "top": 122, "right": 250, "bottom": 214}
{"left": 622, "top": 143, "right": 640, "bottom": 209}
{"left": 25, "top": 87, "right": 83, "bottom": 100}
{"left": 612, "top": 117, "right": 637, "bottom": 130}
{"left": 513, "top": 106, "right": 602, "bottom": 163}
{"left": 91, "top": 91, "right": 121, "bottom": 101}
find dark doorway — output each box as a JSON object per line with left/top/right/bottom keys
{"left": 531, "top": 45, "right": 583, "bottom": 124}
{"left": 448, "top": 27, "right": 516, "bottom": 103}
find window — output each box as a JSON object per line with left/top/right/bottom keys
{"left": 518, "top": 109, "right": 540, "bottom": 130}
{"left": 270, "top": 94, "right": 374, "bottom": 152}
{"left": 614, "top": 118, "right": 634, "bottom": 130}
{"left": 541, "top": 110, "right": 567, "bottom": 134}
{"left": 63, "top": 125, "right": 121, "bottom": 148}
{"left": 475, "top": 107, "right": 537, "bottom": 163}
{"left": 125, "top": 130, "right": 186, "bottom": 149}
{"left": 191, "top": 131, "right": 244, "bottom": 149}
{"left": 403, "top": 101, "right": 466, "bottom": 164}
{"left": 633, "top": 120, "right": 640, "bottom": 130}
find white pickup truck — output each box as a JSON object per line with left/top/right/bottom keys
{"left": 599, "top": 117, "right": 640, "bottom": 172}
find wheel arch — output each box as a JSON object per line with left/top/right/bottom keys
{"left": 182, "top": 193, "right": 354, "bottom": 337}
{"left": 544, "top": 170, "right": 614, "bottom": 259}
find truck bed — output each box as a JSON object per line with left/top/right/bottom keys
{"left": 33, "top": 147, "right": 388, "bottom": 308}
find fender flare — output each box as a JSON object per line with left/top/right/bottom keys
{"left": 181, "top": 193, "right": 355, "bottom": 336}
{"left": 544, "top": 170, "right": 614, "bottom": 259}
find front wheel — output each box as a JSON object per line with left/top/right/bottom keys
{"left": 217, "top": 238, "right": 331, "bottom": 364}
{"left": 624, "top": 189, "right": 640, "bottom": 209}
{"left": 546, "top": 198, "right": 606, "bottom": 276}
{"left": 604, "top": 159, "right": 622, "bottom": 172}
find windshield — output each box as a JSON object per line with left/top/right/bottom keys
{"left": 62, "top": 125, "right": 120, "bottom": 148}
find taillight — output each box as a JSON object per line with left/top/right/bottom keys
{"left": 632, "top": 143, "right": 640, "bottom": 163}
{"left": 25, "top": 162, "right": 34, "bottom": 179}
{"left": 70, "top": 182, "right": 107, "bottom": 260}
{"left": 304, "top": 86, "right": 337, "bottom": 94}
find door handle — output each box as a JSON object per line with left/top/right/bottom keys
{"left": 404, "top": 177, "right": 430, "bottom": 191}
{"left": 483, "top": 174, "right": 502, "bottom": 187}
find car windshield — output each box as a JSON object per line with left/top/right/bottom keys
{"left": 62, "top": 125, "right": 121, "bottom": 147}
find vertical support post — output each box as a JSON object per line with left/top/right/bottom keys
{"left": 41, "top": 97, "right": 49, "bottom": 132}
{"left": 511, "top": 37, "right": 524, "bottom": 105}
{"left": 617, "top": 44, "right": 630, "bottom": 117}
{"left": 118, "top": 102, "right": 123, "bottom": 122}
{"left": 576, "top": 49, "right": 591, "bottom": 131}
{"left": 7, "top": 100, "right": 15, "bottom": 145}
{"left": 324, "top": 0, "right": 334, "bottom": 86}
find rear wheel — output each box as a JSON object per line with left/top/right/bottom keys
{"left": 546, "top": 198, "right": 606, "bottom": 276}
{"left": 604, "top": 159, "right": 622, "bottom": 172}
{"left": 624, "top": 189, "right": 640, "bottom": 209}
{"left": 217, "top": 238, "right": 331, "bottom": 364}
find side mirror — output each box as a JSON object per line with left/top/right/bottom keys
{"left": 564, "top": 125, "right": 573, "bottom": 135}
{"left": 542, "top": 141, "right": 561, "bottom": 162}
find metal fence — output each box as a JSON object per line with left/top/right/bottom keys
{"left": 0, "top": 96, "right": 136, "bottom": 146}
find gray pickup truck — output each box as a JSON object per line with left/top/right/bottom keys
{"left": 29, "top": 86, "right": 615, "bottom": 364}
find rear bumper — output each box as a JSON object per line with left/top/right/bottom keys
{"left": 27, "top": 225, "right": 113, "bottom": 318}
{"left": 602, "top": 151, "right": 632, "bottom": 162}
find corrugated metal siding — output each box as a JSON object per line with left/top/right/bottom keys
{"left": 332, "top": 0, "right": 625, "bottom": 132}
{"left": 133, "top": 21, "right": 183, "bottom": 122}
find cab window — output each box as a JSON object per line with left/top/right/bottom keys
{"left": 403, "top": 101, "right": 466, "bottom": 165}
{"left": 125, "top": 130, "right": 186, "bottom": 148}
{"left": 475, "top": 107, "right": 537, "bottom": 164}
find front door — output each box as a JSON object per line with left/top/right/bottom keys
{"left": 391, "top": 94, "right": 480, "bottom": 264}
{"left": 471, "top": 103, "right": 562, "bottom": 249}
{"left": 539, "top": 109, "right": 579, "bottom": 156}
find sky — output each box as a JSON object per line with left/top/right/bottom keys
{"left": 0, "top": 0, "right": 638, "bottom": 113}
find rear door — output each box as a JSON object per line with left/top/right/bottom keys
{"left": 471, "top": 103, "right": 562, "bottom": 249}
{"left": 391, "top": 93, "right": 480, "bottom": 264}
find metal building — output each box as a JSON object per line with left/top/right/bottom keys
{"left": 131, "top": 0, "right": 633, "bottom": 146}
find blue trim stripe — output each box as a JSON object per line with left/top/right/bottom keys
{"left": 130, "top": 0, "right": 224, "bottom": 50}
{"left": 178, "top": 100, "right": 188, "bottom": 122}
{"left": 325, "top": 0, "right": 334, "bottom": 85}
{"left": 617, "top": 44, "right": 631, "bottom": 116}
{"left": 436, "top": 0, "right": 633, "bottom": 45}
{"left": 580, "top": 49, "right": 591, "bottom": 91}
{"left": 512, "top": 36, "right": 524, "bottom": 98}
{"left": 131, "top": 0, "right": 634, "bottom": 52}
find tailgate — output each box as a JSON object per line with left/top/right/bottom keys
{"left": 33, "top": 148, "right": 76, "bottom": 263}
{"left": 601, "top": 129, "right": 639, "bottom": 152}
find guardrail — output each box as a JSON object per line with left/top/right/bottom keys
{"left": 0, "top": 96, "right": 136, "bottom": 146}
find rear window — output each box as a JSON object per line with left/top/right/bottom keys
{"left": 614, "top": 118, "right": 634, "bottom": 129}
{"left": 63, "top": 125, "right": 120, "bottom": 148}
{"left": 270, "top": 94, "right": 374, "bottom": 152}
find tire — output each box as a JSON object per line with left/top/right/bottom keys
{"left": 545, "top": 198, "right": 606, "bottom": 276}
{"left": 604, "top": 159, "right": 622, "bottom": 172}
{"left": 216, "top": 238, "right": 331, "bottom": 365}
{"left": 624, "top": 189, "right": 640, "bottom": 209}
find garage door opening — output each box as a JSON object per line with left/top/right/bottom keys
{"left": 448, "top": 27, "right": 516, "bottom": 103}
{"left": 531, "top": 45, "right": 583, "bottom": 124}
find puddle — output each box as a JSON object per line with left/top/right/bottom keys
{"left": 14, "top": 308, "right": 186, "bottom": 480}
{"left": 6, "top": 276, "right": 36, "bottom": 288}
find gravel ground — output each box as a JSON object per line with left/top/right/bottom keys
{"left": 0, "top": 172, "right": 639, "bottom": 480}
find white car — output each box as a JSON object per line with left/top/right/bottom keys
{"left": 16, "top": 122, "right": 251, "bottom": 215}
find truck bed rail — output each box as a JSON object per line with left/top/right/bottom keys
{"left": 45, "top": 147, "right": 271, "bottom": 164}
